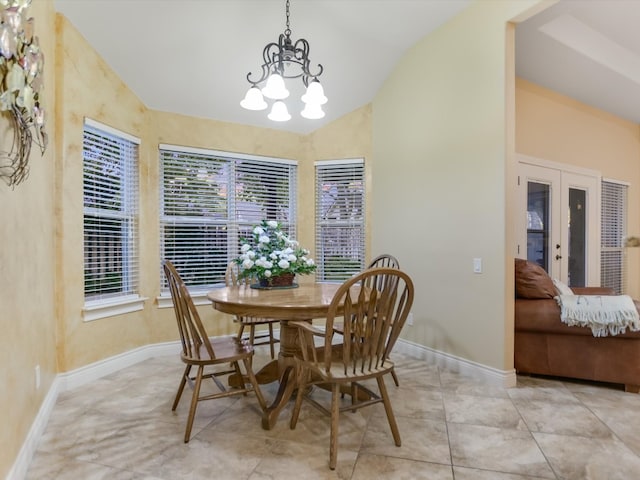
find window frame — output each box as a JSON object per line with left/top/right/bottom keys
{"left": 314, "top": 158, "right": 366, "bottom": 282}
{"left": 81, "top": 118, "right": 146, "bottom": 321}
{"left": 601, "top": 178, "right": 628, "bottom": 295}
{"left": 158, "top": 144, "right": 298, "bottom": 306}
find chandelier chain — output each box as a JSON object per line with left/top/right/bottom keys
{"left": 285, "top": 0, "right": 291, "bottom": 36}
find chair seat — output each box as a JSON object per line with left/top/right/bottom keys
{"left": 182, "top": 336, "right": 253, "bottom": 364}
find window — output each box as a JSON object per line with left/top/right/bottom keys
{"left": 83, "top": 119, "right": 142, "bottom": 320}
{"left": 315, "top": 159, "right": 365, "bottom": 281}
{"left": 159, "top": 145, "right": 297, "bottom": 294}
{"left": 601, "top": 179, "right": 628, "bottom": 294}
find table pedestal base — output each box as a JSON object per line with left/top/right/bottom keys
{"left": 229, "top": 319, "right": 372, "bottom": 430}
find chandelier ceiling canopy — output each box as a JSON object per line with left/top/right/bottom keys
{"left": 240, "top": 0, "right": 327, "bottom": 122}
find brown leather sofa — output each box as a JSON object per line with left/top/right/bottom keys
{"left": 514, "top": 258, "right": 640, "bottom": 393}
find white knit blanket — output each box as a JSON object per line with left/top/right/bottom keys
{"left": 555, "top": 294, "right": 640, "bottom": 337}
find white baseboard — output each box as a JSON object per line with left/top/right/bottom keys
{"left": 10, "top": 337, "right": 514, "bottom": 479}
{"left": 394, "top": 338, "right": 517, "bottom": 388}
{"left": 8, "top": 341, "right": 180, "bottom": 480}
{"left": 7, "top": 378, "right": 60, "bottom": 480}
{"left": 57, "top": 341, "right": 181, "bottom": 391}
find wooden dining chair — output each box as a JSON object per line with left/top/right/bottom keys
{"left": 163, "top": 260, "right": 267, "bottom": 443}
{"left": 368, "top": 253, "right": 400, "bottom": 270}
{"left": 225, "top": 262, "right": 280, "bottom": 359}
{"left": 335, "top": 253, "right": 402, "bottom": 386}
{"left": 367, "top": 254, "right": 401, "bottom": 386}
{"left": 289, "top": 267, "right": 414, "bottom": 470}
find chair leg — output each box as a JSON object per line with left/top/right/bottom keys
{"left": 237, "top": 323, "right": 245, "bottom": 341}
{"left": 290, "top": 367, "right": 308, "bottom": 429}
{"left": 329, "top": 382, "right": 340, "bottom": 470}
{"left": 231, "top": 361, "right": 248, "bottom": 395}
{"left": 172, "top": 365, "right": 191, "bottom": 411}
{"left": 268, "top": 322, "right": 275, "bottom": 359}
{"left": 377, "top": 375, "right": 401, "bottom": 446}
{"left": 184, "top": 365, "right": 204, "bottom": 443}
{"left": 249, "top": 325, "right": 256, "bottom": 347}
{"left": 390, "top": 367, "right": 400, "bottom": 387}
{"left": 243, "top": 357, "right": 267, "bottom": 411}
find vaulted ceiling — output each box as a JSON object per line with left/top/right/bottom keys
{"left": 54, "top": 0, "right": 640, "bottom": 134}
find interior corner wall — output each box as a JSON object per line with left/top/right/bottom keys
{"left": 516, "top": 78, "right": 640, "bottom": 298}
{"left": 305, "top": 104, "right": 373, "bottom": 260}
{"left": 0, "top": 1, "right": 58, "bottom": 477}
{"left": 372, "top": 0, "right": 543, "bottom": 371}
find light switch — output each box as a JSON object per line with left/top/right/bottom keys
{"left": 473, "top": 258, "right": 482, "bottom": 273}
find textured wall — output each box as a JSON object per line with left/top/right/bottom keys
{"left": 0, "top": 1, "right": 57, "bottom": 477}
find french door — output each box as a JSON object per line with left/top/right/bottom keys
{"left": 517, "top": 158, "right": 601, "bottom": 287}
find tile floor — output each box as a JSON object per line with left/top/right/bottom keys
{"left": 26, "top": 349, "right": 640, "bottom": 479}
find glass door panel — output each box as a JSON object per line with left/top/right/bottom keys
{"left": 567, "top": 188, "right": 586, "bottom": 287}
{"left": 527, "top": 182, "right": 550, "bottom": 271}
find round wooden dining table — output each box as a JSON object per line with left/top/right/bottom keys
{"left": 207, "top": 282, "right": 353, "bottom": 430}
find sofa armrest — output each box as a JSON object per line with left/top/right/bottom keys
{"left": 572, "top": 287, "right": 615, "bottom": 296}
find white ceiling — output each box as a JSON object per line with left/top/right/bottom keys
{"left": 516, "top": 0, "right": 640, "bottom": 126}
{"left": 53, "top": 0, "right": 640, "bottom": 134}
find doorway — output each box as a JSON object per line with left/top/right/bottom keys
{"left": 517, "top": 156, "right": 601, "bottom": 287}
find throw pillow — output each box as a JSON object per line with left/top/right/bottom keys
{"left": 514, "top": 258, "right": 556, "bottom": 299}
{"left": 552, "top": 278, "right": 573, "bottom": 296}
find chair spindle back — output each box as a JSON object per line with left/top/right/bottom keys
{"left": 320, "top": 267, "right": 414, "bottom": 376}
{"left": 164, "top": 260, "right": 216, "bottom": 360}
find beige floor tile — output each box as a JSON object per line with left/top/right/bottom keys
{"left": 361, "top": 415, "right": 451, "bottom": 464}
{"left": 513, "top": 398, "right": 612, "bottom": 437}
{"left": 352, "top": 453, "right": 453, "bottom": 480}
{"left": 25, "top": 352, "right": 640, "bottom": 479}
{"left": 443, "top": 393, "right": 527, "bottom": 430}
{"left": 448, "top": 423, "right": 555, "bottom": 478}
{"left": 534, "top": 431, "right": 640, "bottom": 480}
{"left": 452, "top": 466, "right": 550, "bottom": 479}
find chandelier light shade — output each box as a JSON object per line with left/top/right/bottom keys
{"left": 267, "top": 100, "right": 291, "bottom": 122}
{"left": 300, "top": 102, "right": 325, "bottom": 120}
{"left": 241, "top": 0, "right": 327, "bottom": 122}
{"left": 301, "top": 79, "right": 327, "bottom": 105}
{"left": 240, "top": 86, "right": 268, "bottom": 110}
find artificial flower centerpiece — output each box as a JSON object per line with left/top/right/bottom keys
{"left": 236, "top": 220, "right": 316, "bottom": 288}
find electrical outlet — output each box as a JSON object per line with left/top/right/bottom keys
{"left": 35, "top": 365, "right": 41, "bottom": 390}
{"left": 407, "top": 313, "right": 414, "bottom": 326}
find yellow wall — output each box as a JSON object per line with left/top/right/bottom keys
{"left": 372, "top": 0, "right": 544, "bottom": 370}
{"left": 0, "top": 1, "right": 57, "bottom": 476}
{"left": 13, "top": 0, "right": 627, "bottom": 476}
{"left": 516, "top": 78, "right": 640, "bottom": 297}
{"left": 3, "top": 6, "right": 371, "bottom": 476}
{"left": 55, "top": 13, "right": 338, "bottom": 371}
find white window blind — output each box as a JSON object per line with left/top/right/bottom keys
{"left": 315, "top": 159, "right": 365, "bottom": 281}
{"left": 160, "top": 146, "right": 297, "bottom": 291}
{"left": 83, "top": 120, "right": 139, "bottom": 301}
{"left": 601, "top": 180, "right": 627, "bottom": 294}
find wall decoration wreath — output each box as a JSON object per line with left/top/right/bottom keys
{"left": 0, "top": 0, "right": 47, "bottom": 187}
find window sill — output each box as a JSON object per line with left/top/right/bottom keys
{"left": 157, "top": 289, "right": 214, "bottom": 309}
{"left": 83, "top": 295, "right": 148, "bottom": 322}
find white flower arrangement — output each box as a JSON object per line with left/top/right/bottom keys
{"left": 235, "top": 220, "right": 317, "bottom": 282}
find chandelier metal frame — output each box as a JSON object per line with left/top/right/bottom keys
{"left": 246, "top": 0, "right": 323, "bottom": 89}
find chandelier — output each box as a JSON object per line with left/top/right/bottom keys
{"left": 240, "top": 0, "right": 327, "bottom": 122}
